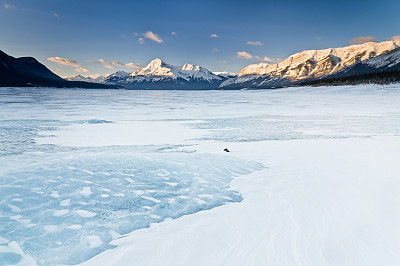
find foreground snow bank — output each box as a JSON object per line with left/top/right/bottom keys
{"left": 80, "top": 137, "right": 400, "bottom": 266}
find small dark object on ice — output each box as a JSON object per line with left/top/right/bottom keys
{"left": 223, "top": 148, "right": 230, "bottom": 152}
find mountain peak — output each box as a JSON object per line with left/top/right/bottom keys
{"left": 147, "top": 58, "right": 165, "bottom": 69}
{"left": 131, "top": 58, "right": 173, "bottom": 77}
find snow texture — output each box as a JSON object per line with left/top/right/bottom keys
{"left": 1, "top": 84, "right": 400, "bottom": 265}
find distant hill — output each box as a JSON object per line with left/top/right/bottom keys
{"left": 0, "top": 50, "right": 122, "bottom": 89}
{"left": 65, "top": 75, "right": 106, "bottom": 84}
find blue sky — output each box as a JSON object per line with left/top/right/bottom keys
{"left": 1, "top": 0, "right": 399, "bottom": 77}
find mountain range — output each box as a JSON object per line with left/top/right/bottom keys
{"left": 1, "top": 40, "right": 400, "bottom": 89}
{"left": 102, "top": 59, "right": 233, "bottom": 90}
{"left": 219, "top": 40, "right": 400, "bottom": 89}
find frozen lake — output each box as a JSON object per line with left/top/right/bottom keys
{"left": 1, "top": 85, "right": 400, "bottom": 265}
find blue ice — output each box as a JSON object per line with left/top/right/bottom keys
{"left": 0, "top": 148, "right": 262, "bottom": 265}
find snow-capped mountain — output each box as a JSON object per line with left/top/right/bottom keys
{"left": 65, "top": 75, "right": 106, "bottom": 83}
{"left": 220, "top": 40, "right": 400, "bottom": 89}
{"left": 315, "top": 47, "right": 400, "bottom": 80}
{"left": 105, "top": 59, "right": 226, "bottom": 90}
{"left": 240, "top": 41, "right": 400, "bottom": 80}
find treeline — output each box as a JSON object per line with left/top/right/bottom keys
{"left": 299, "top": 69, "right": 400, "bottom": 87}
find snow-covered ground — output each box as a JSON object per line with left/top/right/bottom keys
{"left": 81, "top": 137, "right": 400, "bottom": 266}
{"left": 1, "top": 84, "right": 400, "bottom": 265}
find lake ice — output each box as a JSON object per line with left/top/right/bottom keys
{"left": 1, "top": 85, "right": 400, "bottom": 265}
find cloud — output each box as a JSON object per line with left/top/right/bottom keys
{"left": 53, "top": 13, "right": 60, "bottom": 18}
{"left": 90, "top": 59, "right": 115, "bottom": 69}
{"left": 171, "top": 32, "right": 177, "bottom": 36}
{"left": 143, "top": 31, "right": 164, "bottom": 43}
{"left": 4, "top": 4, "right": 16, "bottom": 9}
{"left": 47, "top": 57, "right": 91, "bottom": 73}
{"left": 47, "top": 57, "right": 81, "bottom": 67}
{"left": 90, "top": 59, "right": 142, "bottom": 71}
{"left": 138, "top": 37, "right": 145, "bottom": 44}
{"left": 75, "top": 68, "right": 89, "bottom": 73}
{"left": 218, "top": 60, "right": 227, "bottom": 64}
{"left": 391, "top": 35, "right": 400, "bottom": 41}
{"left": 236, "top": 51, "right": 253, "bottom": 60}
{"left": 212, "top": 48, "right": 219, "bottom": 52}
{"left": 246, "top": 41, "right": 263, "bottom": 46}
{"left": 210, "top": 34, "right": 219, "bottom": 38}
{"left": 349, "top": 36, "right": 376, "bottom": 45}
{"left": 255, "top": 56, "right": 282, "bottom": 64}
{"left": 125, "top": 62, "right": 143, "bottom": 70}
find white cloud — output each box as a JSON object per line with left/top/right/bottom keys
{"left": 143, "top": 31, "right": 164, "bottom": 43}
{"left": 171, "top": 32, "right": 177, "bottom": 36}
{"left": 391, "top": 35, "right": 400, "bottom": 41}
{"left": 212, "top": 48, "right": 219, "bottom": 52}
{"left": 138, "top": 37, "right": 145, "bottom": 44}
{"left": 218, "top": 60, "right": 227, "bottom": 64}
{"left": 133, "top": 32, "right": 139, "bottom": 36}
{"left": 349, "top": 36, "right": 376, "bottom": 45}
{"left": 246, "top": 41, "right": 263, "bottom": 46}
{"left": 210, "top": 34, "right": 219, "bottom": 38}
{"left": 90, "top": 59, "right": 115, "bottom": 69}
{"left": 236, "top": 51, "right": 253, "bottom": 60}
{"left": 90, "top": 59, "right": 142, "bottom": 71}
{"left": 125, "top": 62, "right": 143, "bottom": 70}
{"left": 53, "top": 13, "right": 60, "bottom": 18}
{"left": 47, "top": 57, "right": 81, "bottom": 67}
{"left": 47, "top": 57, "right": 89, "bottom": 73}
{"left": 4, "top": 4, "right": 16, "bottom": 9}
{"left": 255, "top": 56, "right": 282, "bottom": 64}
{"left": 75, "top": 67, "right": 89, "bottom": 73}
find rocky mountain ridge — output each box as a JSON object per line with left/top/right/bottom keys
{"left": 238, "top": 41, "right": 400, "bottom": 80}
{"left": 219, "top": 40, "right": 400, "bottom": 89}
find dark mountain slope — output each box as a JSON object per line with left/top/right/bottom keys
{"left": 0, "top": 50, "right": 122, "bottom": 89}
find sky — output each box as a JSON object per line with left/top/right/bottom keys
{"left": 1, "top": 0, "right": 400, "bottom": 77}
